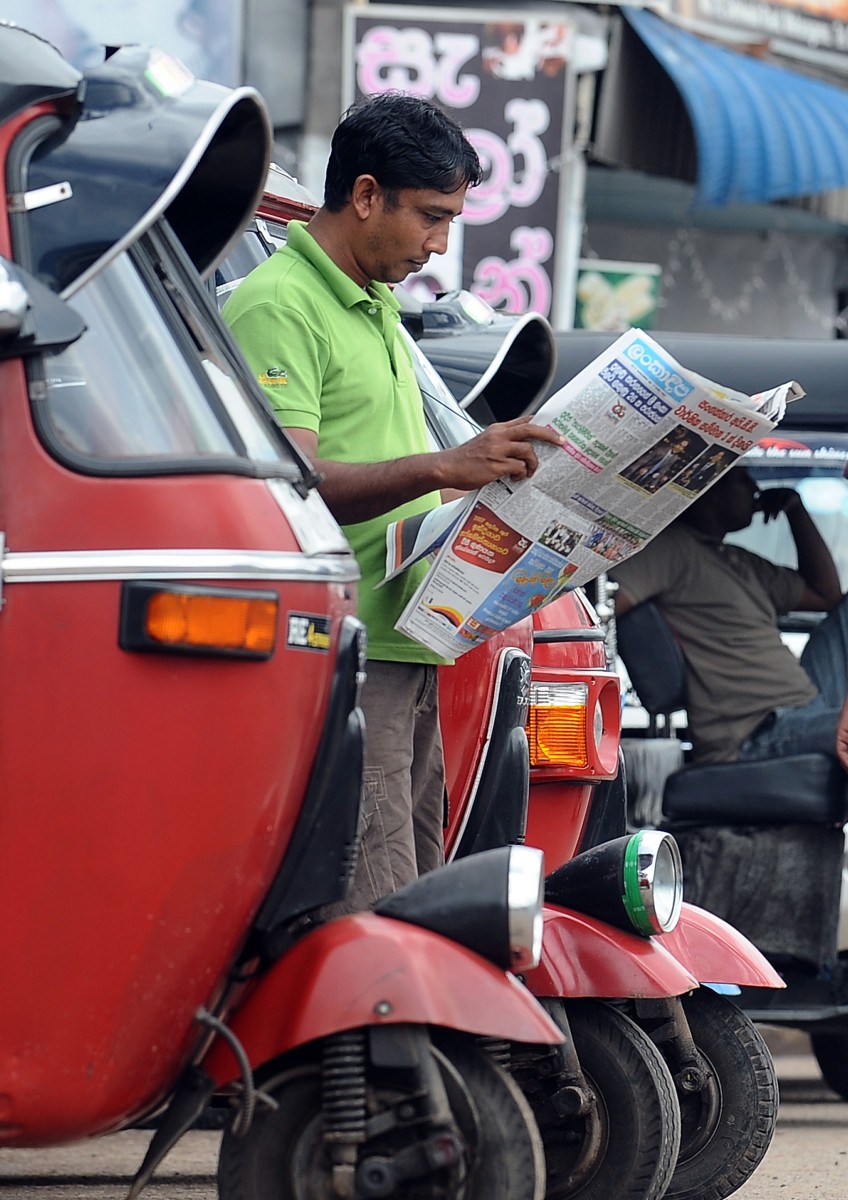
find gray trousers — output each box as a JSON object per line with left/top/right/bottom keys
{"left": 338, "top": 660, "right": 447, "bottom": 914}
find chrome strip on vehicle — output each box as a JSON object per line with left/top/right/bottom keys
{"left": 0, "top": 547, "right": 359, "bottom": 586}
{"left": 534, "top": 629, "right": 607, "bottom": 643}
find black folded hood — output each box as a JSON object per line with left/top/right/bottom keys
{"left": 12, "top": 35, "right": 270, "bottom": 295}
{"left": 0, "top": 20, "right": 81, "bottom": 125}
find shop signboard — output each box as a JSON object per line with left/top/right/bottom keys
{"left": 667, "top": 0, "right": 848, "bottom": 58}
{"left": 343, "top": 4, "right": 577, "bottom": 322}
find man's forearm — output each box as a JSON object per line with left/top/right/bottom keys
{"left": 314, "top": 454, "right": 446, "bottom": 524}
{"left": 787, "top": 504, "right": 842, "bottom": 606}
{"left": 289, "top": 416, "right": 564, "bottom": 525}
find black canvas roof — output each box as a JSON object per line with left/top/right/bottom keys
{"left": 0, "top": 21, "right": 81, "bottom": 124}
{"left": 545, "top": 332, "right": 848, "bottom": 433}
{"left": 10, "top": 39, "right": 270, "bottom": 294}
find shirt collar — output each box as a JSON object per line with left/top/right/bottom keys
{"left": 286, "top": 220, "right": 400, "bottom": 314}
{"left": 680, "top": 521, "right": 724, "bottom": 548}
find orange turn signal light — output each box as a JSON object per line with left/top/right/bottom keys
{"left": 120, "top": 582, "right": 278, "bottom": 659}
{"left": 146, "top": 591, "right": 277, "bottom": 653}
{"left": 526, "top": 683, "right": 590, "bottom": 768}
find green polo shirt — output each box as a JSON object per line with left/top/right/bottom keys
{"left": 223, "top": 220, "right": 447, "bottom": 664}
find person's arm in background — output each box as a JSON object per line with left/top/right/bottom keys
{"left": 613, "top": 584, "right": 637, "bottom": 619}
{"left": 759, "top": 488, "right": 842, "bottom": 611}
{"left": 836, "top": 693, "right": 848, "bottom": 770}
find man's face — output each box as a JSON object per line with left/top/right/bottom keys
{"left": 362, "top": 184, "right": 468, "bottom": 284}
{"left": 712, "top": 466, "right": 759, "bottom": 532}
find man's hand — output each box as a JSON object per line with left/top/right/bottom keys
{"left": 757, "top": 487, "right": 802, "bottom": 523}
{"left": 435, "top": 417, "right": 564, "bottom": 489}
{"left": 836, "top": 694, "right": 848, "bottom": 771}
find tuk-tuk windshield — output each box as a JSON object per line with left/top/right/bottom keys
{"left": 30, "top": 238, "right": 298, "bottom": 477}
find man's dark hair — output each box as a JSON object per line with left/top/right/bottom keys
{"left": 323, "top": 91, "right": 482, "bottom": 211}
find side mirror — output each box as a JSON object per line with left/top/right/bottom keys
{"left": 0, "top": 257, "right": 86, "bottom": 360}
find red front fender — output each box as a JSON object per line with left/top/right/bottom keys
{"left": 660, "top": 902, "right": 785, "bottom": 989}
{"left": 203, "top": 913, "right": 563, "bottom": 1085}
{"left": 523, "top": 905, "right": 699, "bottom": 999}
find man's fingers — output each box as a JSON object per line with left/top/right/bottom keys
{"left": 530, "top": 423, "right": 565, "bottom": 446}
{"left": 504, "top": 445, "right": 540, "bottom": 480}
{"left": 496, "top": 418, "right": 564, "bottom": 446}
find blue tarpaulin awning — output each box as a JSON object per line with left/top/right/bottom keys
{"left": 624, "top": 7, "right": 848, "bottom": 208}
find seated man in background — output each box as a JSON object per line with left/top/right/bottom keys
{"left": 611, "top": 465, "right": 847, "bottom": 766}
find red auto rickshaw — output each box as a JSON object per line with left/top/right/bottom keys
{"left": 0, "top": 27, "right": 575, "bottom": 1200}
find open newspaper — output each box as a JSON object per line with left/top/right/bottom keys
{"left": 386, "top": 328, "right": 802, "bottom": 659}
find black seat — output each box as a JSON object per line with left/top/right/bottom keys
{"left": 616, "top": 601, "right": 848, "bottom": 827}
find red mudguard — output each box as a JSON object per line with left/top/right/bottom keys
{"left": 203, "top": 913, "right": 563, "bottom": 1085}
{"left": 523, "top": 905, "right": 699, "bottom": 999}
{"left": 660, "top": 901, "right": 786, "bottom": 989}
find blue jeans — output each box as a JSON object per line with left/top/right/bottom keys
{"left": 737, "top": 594, "right": 848, "bottom": 762}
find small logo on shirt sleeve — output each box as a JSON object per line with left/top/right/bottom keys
{"left": 259, "top": 366, "right": 289, "bottom": 387}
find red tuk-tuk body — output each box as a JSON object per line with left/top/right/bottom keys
{"left": 0, "top": 34, "right": 565, "bottom": 1200}
{"left": 1, "top": 477, "right": 350, "bottom": 1140}
{"left": 0, "top": 42, "right": 353, "bottom": 1140}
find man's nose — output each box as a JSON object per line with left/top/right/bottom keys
{"left": 425, "top": 223, "right": 452, "bottom": 256}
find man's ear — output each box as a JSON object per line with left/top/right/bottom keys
{"left": 350, "top": 175, "right": 381, "bottom": 220}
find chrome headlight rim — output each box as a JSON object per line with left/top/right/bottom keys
{"left": 622, "top": 829, "right": 683, "bottom": 936}
{"left": 507, "top": 844, "right": 545, "bottom": 971}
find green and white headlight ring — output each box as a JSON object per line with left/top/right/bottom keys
{"left": 622, "top": 829, "right": 683, "bottom": 935}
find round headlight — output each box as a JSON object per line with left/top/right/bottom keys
{"left": 544, "top": 830, "right": 683, "bottom": 938}
{"left": 623, "top": 830, "right": 683, "bottom": 935}
{"left": 374, "top": 845, "right": 545, "bottom": 971}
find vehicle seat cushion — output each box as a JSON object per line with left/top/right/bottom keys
{"left": 672, "top": 822, "right": 844, "bottom": 968}
{"left": 616, "top": 601, "right": 687, "bottom": 714}
{"left": 662, "top": 753, "right": 847, "bottom": 825}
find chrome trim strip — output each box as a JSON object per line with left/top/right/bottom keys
{"left": 1, "top": 547, "right": 360, "bottom": 585}
{"left": 534, "top": 628, "right": 606, "bottom": 644}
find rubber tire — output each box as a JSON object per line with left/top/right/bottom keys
{"left": 217, "top": 1031, "right": 545, "bottom": 1200}
{"left": 810, "top": 1029, "right": 848, "bottom": 1100}
{"left": 664, "top": 988, "right": 779, "bottom": 1200}
{"left": 542, "top": 998, "right": 681, "bottom": 1200}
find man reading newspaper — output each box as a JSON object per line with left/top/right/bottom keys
{"left": 612, "top": 463, "right": 847, "bottom": 767}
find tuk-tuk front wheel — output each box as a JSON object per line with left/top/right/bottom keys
{"left": 217, "top": 1029, "right": 545, "bottom": 1200}
{"left": 540, "top": 998, "right": 681, "bottom": 1200}
{"left": 663, "top": 987, "right": 779, "bottom": 1200}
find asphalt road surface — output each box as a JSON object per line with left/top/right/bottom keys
{"left": 0, "top": 1031, "right": 845, "bottom": 1199}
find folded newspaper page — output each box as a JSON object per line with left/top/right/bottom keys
{"left": 389, "top": 328, "right": 802, "bottom": 659}
{"left": 381, "top": 494, "right": 476, "bottom": 586}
